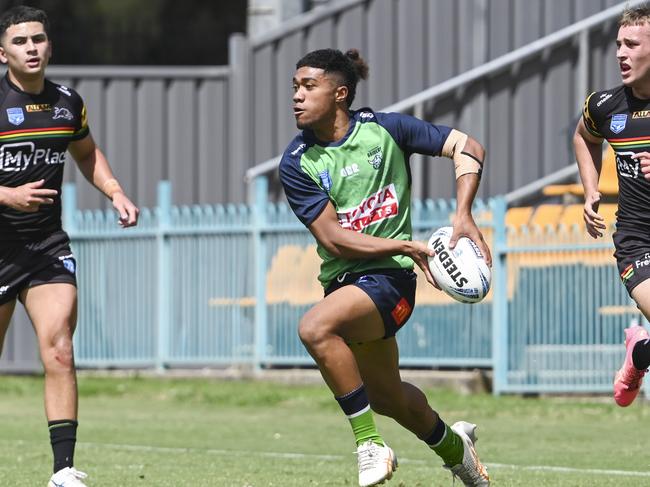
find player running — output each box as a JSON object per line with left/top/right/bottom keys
{"left": 574, "top": 4, "right": 650, "bottom": 407}
{"left": 279, "top": 48, "right": 491, "bottom": 486}
{"left": 0, "top": 6, "right": 138, "bottom": 486}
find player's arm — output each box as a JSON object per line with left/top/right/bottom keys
{"left": 68, "top": 134, "right": 139, "bottom": 227}
{"left": 376, "top": 113, "right": 491, "bottom": 265}
{"left": 308, "top": 203, "right": 437, "bottom": 286}
{"left": 573, "top": 118, "right": 606, "bottom": 238}
{"left": 440, "top": 130, "right": 492, "bottom": 266}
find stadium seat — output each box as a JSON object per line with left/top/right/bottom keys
{"left": 558, "top": 204, "right": 584, "bottom": 227}
{"left": 472, "top": 208, "right": 492, "bottom": 224}
{"left": 598, "top": 146, "right": 619, "bottom": 196}
{"left": 599, "top": 203, "right": 617, "bottom": 228}
{"left": 529, "top": 204, "right": 563, "bottom": 228}
{"left": 294, "top": 244, "right": 322, "bottom": 304}
{"left": 558, "top": 202, "right": 617, "bottom": 230}
{"left": 505, "top": 206, "right": 533, "bottom": 228}
{"left": 266, "top": 245, "right": 302, "bottom": 304}
{"left": 542, "top": 183, "right": 584, "bottom": 197}
{"left": 266, "top": 244, "right": 321, "bottom": 305}
{"left": 541, "top": 146, "right": 618, "bottom": 199}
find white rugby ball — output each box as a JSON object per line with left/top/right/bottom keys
{"left": 426, "top": 226, "right": 491, "bottom": 303}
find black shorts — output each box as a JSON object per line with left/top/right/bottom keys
{"left": 324, "top": 268, "right": 417, "bottom": 338}
{"left": 613, "top": 229, "right": 650, "bottom": 296}
{"left": 0, "top": 230, "right": 77, "bottom": 305}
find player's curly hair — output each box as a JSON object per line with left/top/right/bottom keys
{"left": 620, "top": 2, "right": 650, "bottom": 26}
{"left": 0, "top": 6, "right": 49, "bottom": 41}
{"left": 296, "top": 48, "right": 369, "bottom": 107}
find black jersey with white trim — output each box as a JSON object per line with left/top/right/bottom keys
{"left": 0, "top": 75, "right": 89, "bottom": 242}
{"left": 582, "top": 85, "right": 650, "bottom": 230}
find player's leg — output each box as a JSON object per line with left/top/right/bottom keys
{"left": 631, "top": 279, "right": 650, "bottom": 370}
{"left": 299, "top": 285, "right": 385, "bottom": 446}
{"left": 300, "top": 268, "right": 417, "bottom": 398}
{"left": 0, "top": 242, "right": 21, "bottom": 355}
{"left": 21, "top": 283, "right": 87, "bottom": 486}
{"left": 612, "top": 233, "right": 650, "bottom": 406}
{"left": 351, "top": 337, "right": 439, "bottom": 435}
{"left": 612, "top": 278, "right": 650, "bottom": 407}
{"left": 0, "top": 299, "right": 17, "bottom": 356}
{"left": 299, "top": 284, "right": 385, "bottom": 392}
{"left": 22, "top": 283, "right": 78, "bottom": 420}
{"left": 298, "top": 286, "right": 396, "bottom": 486}
{"left": 351, "top": 338, "right": 490, "bottom": 486}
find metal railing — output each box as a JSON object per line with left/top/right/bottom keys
{"left": 245, "top": 1, "right": 639, "bottom": 185}
{"left": 250, "top": 0, "right": 366, "bottom": 47}
{"left": 46, "top": 65, "right": 230, "bottom": 79}
{"left": 66, "top": 180, "right": 493, "bottom": 371}
{"left": 60, "top": 179, "right": 641, "bottom": 397}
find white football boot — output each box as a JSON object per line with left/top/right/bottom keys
{"left": 356, "top": 440, "right": 397, "bottom": 486}
{"left": 48, "top": 467, "right": 88, "bottom": 487}
{"left": 444, "top": 421, "right": 490, "bottom": 486}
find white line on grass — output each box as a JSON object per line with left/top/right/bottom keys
{"left": 485, "top": 463, "right": 650, "bottom": 478}
{"left": 85, "top": 442, "right": 343, "bottom": 461}
{"left": 84, "top": 442, "right": 650, "bottom": 478}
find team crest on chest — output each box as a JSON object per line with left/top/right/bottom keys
{"left": 610, "top": 114, "right": 628, "bottom": 134}
{"left": 6, "top": 107, "right": 24, "bottom": 126}
{"left": 53, "top": 107, "right": 74, "bottom": 121}
{"left": 367, "top": 146, "right": 383, "bottom": 169}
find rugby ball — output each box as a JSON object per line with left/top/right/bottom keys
{"left": 426, "top": 226, "right": 491, "bottom": 303}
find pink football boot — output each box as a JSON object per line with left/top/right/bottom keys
{"left": 614, "top": 326, "right": 650, "bottom": 407}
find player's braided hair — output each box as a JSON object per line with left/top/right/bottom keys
{"left": 296, "top": 48, "right": 369, "bottom": 107}
{"left": 0, "top": 6, "right": 49, "bottom": 41}
{"left": 620, "top": 2, "right": 650, "bottom": 26}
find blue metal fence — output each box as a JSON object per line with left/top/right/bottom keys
{"left": 493, "top": 222, "right": 635, "bottom": 394}
{"left": 65, "top": 179, "right": 636, "bottom": 396}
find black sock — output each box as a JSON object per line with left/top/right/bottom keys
{"left": 48, "top": 419, "right": 78, "bottom": 473}
{"left": 632, "top": 339, "right": 650, "bottom": 370}
{"left": 421, "top": 417, "right": 447, "bottom": 446}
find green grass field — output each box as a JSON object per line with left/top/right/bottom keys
{"left": 1, "top": 374, "right": 649, "bottom": 486}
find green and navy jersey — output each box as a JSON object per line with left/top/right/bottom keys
{"left": 582, "top": 86, "right": 650, "bottom": 231}
{"left": 0, "top": 75, "right": 89, "bottom": 242}
{"left": 279, "top": 108, "right": 451, "bottom": 287}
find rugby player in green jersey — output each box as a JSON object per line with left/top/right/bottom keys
{"left": 0, "top": 7, "right": 138, "bottom": 486}
{"left": 280, "top": 48, "right": 491, "bottom": 486}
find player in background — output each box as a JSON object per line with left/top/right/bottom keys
{"left": 0, "top": 6, "right": 138, "bottom": 486}
{"left": 279, "top": 48, "right": 491, "bottom": 486}
{"left": 574, "top": 3, "right": 650, "bottom": 407}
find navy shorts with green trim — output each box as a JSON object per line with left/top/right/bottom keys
{"left": 324, "top": 268, "right": 417, "bottom": 338}
{"left": 0, "top": 230, "right": 77, "bottom": 305}
{"left": 613, "top": 229, "right": 650, "bottom": 296}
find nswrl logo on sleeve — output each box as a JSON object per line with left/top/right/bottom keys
{"left": 318, "top": 170, "right": 332, "bottom": 192}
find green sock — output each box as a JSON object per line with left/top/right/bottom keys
{"left": 348, "top": 407, "right": 384, "bottom": 446}
{"left": 335, "top": 386, "right": 384, "bottom": 446}
{"left": 430, "top": 424, "right": 464, "bottom": 466}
